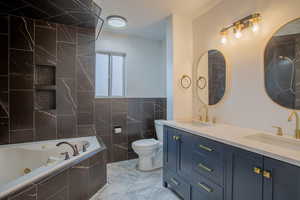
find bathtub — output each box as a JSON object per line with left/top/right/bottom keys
{"left": 0, "top": 136, "right": 103, "bottom": 198}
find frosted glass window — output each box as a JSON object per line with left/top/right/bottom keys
{"left": 111, "top": 56, "right": 124, "bottom": 96}
{"left": 95, "top": 52, "right": 125, "bottom": 97}
{"left": 95, "top": 53, "right": 109, "bottom": 96}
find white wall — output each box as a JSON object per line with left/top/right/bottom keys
{"left": 193, "top": 0, "right": 300, "bottom": 136}
{"left": 96, "top": 31, "right": 166, "bottom": 98}
{"left": 166, "top": 15, "right": 194, "bottom": 120}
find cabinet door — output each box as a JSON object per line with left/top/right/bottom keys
{"left": 163, "top": 127, "right": 179, "bottom": 173}
{"left": 226, "top": 148, "right": 263, "bottom": 200}
{"left": 177, "top": 130, "right": 193, "bottom": 178}
{"left": 263, "top": 157, "right": 300, "bottom": 200}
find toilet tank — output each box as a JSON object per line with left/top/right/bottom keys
{"left": 155, "top": 120, "right": 166, "bottom": 143}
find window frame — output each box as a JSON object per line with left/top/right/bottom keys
{"left": 95, "top": 51, "right": 126, "bottom": 98}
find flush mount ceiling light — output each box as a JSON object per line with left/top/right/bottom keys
{"left": 220, "top": 13, "right": 261, "bottom": 44}
{"left": 107, "top": 15, "right": 128, "bottom": 28}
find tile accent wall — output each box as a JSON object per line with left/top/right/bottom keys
{"left": 95, "top": 98, "right": 167, "bottom": 163}
{"left": 0, "top": 15, "right": 96, "bottom": 145}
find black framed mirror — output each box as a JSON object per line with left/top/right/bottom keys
{"left": 196, "top": 49, "right": 226, "bottom": 105}
{"left": 265, "top": 18, "right": 300, "bottom": 109}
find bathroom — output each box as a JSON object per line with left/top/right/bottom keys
{"left": 1, "top": 0, "right": 300, "bottom": 199}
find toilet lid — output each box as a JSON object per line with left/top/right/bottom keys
{"left": 132, "top": 139, "right": 159, "bottom": 147}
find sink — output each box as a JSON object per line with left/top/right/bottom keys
{"left": 179, "top": 121, "right": 212, "bottom": 128}
{"left": 245, "top": 133, "right": 300, "bottom": 151}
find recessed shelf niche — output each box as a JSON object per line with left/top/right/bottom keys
{"left": 35, "top": 65, "right": 56, "bottom": 111}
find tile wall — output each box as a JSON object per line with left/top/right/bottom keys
{"left": 0, "top": 15, "right": 96, "bottom": 145}
{"left": 95, "top": 98, "right": 166, "bottom": 163}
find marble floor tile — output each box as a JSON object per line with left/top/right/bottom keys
{"left": 90, "top": 159, "right": 180, "bottom": 200}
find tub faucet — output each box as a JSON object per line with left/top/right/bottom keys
{"left": 56, "top": 142, "right": 79, "bottom": 156}
{"left": 288, "top": 111, "right": 300, "bottom": 139}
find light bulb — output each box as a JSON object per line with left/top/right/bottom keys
{"left": 234, "top": 23, "right": 243, "bottom": 39}
{"left": 221, "top": 35, "right": 227, "bottom": 44}
{"left": 234, "top": 29, "right": 242, "bottom": 39}
{"left": 251, "top": 20, "right": 260, "bottom": 32}
{"left": 220, "top": 30, "right": 228, "bottom": 44}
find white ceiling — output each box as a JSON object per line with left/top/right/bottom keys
{"left": 94, "top": 0, "right": 222, "bottom": 41}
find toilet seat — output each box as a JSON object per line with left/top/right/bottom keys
{"left": 132, "top": 139, "right": 159, "bottom": 150}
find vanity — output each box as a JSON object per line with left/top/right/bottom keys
{"left": 162, "top": 121, "right": 300, "bottom": 200}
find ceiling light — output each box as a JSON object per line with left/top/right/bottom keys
{"left": 107, "top": 15, "right": 127, "bottom": 28}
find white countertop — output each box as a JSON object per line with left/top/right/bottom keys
{"left": 163, "top": 120, "right": 300, "bottom": 167}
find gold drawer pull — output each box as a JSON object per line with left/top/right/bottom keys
{"left": 198, "top": 163, "right": 213, "bottom": 172}
{"left": 199, "top": 144, "right": 213, "bottom": 152}
{"left": 253, "top": 167, "right": 262, "bottom": 175}
{"left": 263, "top": 170, "right": 271, "bottom": 179}
{"left": 170, "top": 178, "right": 179, "bottom": 186}
{"left": 173, "top": 136, "right": 180, "bottom": 141}
{"left": 198, "top": 183, "right": 213, "bottom": 193}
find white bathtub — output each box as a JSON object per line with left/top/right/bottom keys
{"left": 0, "top": 136, "right": 103, "bottom": 198}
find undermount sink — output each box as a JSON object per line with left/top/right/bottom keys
{"left": 245, "top": 133, "right": 300, "bottom": 152}
{"left": 179, "top": 121, "right": 212, "bottom": 127}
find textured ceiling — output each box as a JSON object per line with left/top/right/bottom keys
{"left": 0, "top": 0, "right": 103, "bottom": 29}
{"left": 94, "top": 0, "right": 223, "bottom": 40}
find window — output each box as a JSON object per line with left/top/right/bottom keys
{"left": 95, "top": 52, "right": 125, "bottom": 97}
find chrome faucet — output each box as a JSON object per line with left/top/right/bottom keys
{"left": 56, "top": 142, "right": 79, "bottom": 156}
{"left": 288, "top": 111, "right": 300, "bottom": 139}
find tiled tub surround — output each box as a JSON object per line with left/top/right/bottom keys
{"left": 0, "top": 15, "right": 96, "bottom": 145}
{"left": 163, "top": 121, "right": 300, "bottom": 167}
{"left": 95, "top": 98, "right": 166, "bottom": 163}
{"left": 1, "top": 136, "right": 107, "bottom": 199}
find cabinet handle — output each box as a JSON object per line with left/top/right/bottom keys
{"left": 170, "top": 178, "right": 179, "bottom": 186}
{"left": 198, "top": 144, "right": 213, "bottom": 152}
{"left": 197, "top": 183, "right": 213, "bottom": 193}
{"left": 173, "top": 136, "right": 180, "bottom": 141}
{"left": 198, "top": 163, "right": 213, "bottom": 172}
{"left": 253, "top": 167, "right": 262, "bottom": 175}
{"left": 263, "top": 170, "right": 271, "bottom": 179}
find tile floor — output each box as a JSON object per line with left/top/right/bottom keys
{"left": 90, "top": 159, "right": 180, "bottom": 200}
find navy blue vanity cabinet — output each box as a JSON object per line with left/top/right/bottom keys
{"left": 225, "top": 147, "right": 263, "bottom": 200}
{"left": 163, "top": 126, "right": 179, "bottom": 174}
{"left": 263, "top": 157, "right": 300, "bottom": 200}
{"left": 163, "top": 126, "right": 191, "bottom": 199}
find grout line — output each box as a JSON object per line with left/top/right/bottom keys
{"left": 7, "top": 15, "right": 10, "bottom": 144}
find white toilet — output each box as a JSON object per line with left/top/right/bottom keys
{"left": 132, "top": 120, "right": 165, "bottom": 171}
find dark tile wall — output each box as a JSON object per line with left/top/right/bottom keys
{"left": 95, "top": 98, "right": 167, "bottom": 163}
{"left": 0, "top": 15, "right": 96, "bottom": 145}
{"left": 4, "top": 150, "right": 107, "bottom": 200}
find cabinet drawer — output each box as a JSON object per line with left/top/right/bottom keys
{"left": 192, "top": 152, "right": 224, "bottom": 185}
{"left": 191, "top": 176, "right": 223, "bottom": 200}
{"left": 192, "top": 135, "right": 223, "bottom": 160}
{"left": 164, "top": 170, "right": 190, "bottom": 200}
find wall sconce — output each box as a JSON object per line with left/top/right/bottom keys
{"left": 220, "top": 13, "right": 261, "bottom": 44}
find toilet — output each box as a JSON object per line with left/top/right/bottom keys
{"left": 132, "top": 120, "right": 165, "bottom": 171}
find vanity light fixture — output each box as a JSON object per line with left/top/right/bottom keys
{"left": 220, "top": 13, "right": 261, "bottom": 44}
{"left": 107, "top": 15, "right": 128, "bottom": 28}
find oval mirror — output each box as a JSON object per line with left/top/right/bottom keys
{"left": 196, "top": 49, "right": 226, "bottom": 105}
{"left": 265, "top": 18, "right": 300, "bottom": 109}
